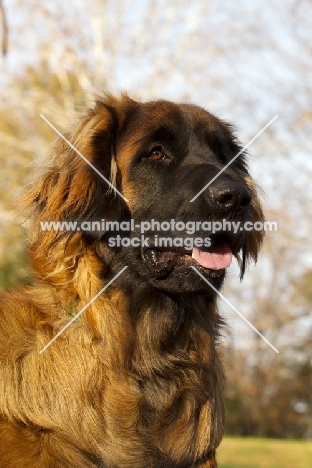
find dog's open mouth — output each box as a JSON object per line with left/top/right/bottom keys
{"left": 142, "top": 234, "right": 233, "bottom": 278}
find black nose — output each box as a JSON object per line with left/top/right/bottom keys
{"left": 210, "top": 182, "right": 251, "bottom": 215}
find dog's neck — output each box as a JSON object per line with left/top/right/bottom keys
{"left": 127, "top": 290, "right": 225, "bottom": 463}
{"left": 130, "top": 290, "right": 220, "bottom": 372}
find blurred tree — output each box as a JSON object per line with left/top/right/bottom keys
{"left": 223, "top": 219, "right": 312, "bottom": 438}
{"left": 0, "top": 62, "right": 88, "bottom": 289}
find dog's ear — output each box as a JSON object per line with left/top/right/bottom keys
{"left": 240, "top": 177, "right": 265, "bottom": 279}
{"left": 21, "top": 94, "right": 135, "bottom": 282}
{"left": 27, "top": 94, "right": 134, "bottom": 229}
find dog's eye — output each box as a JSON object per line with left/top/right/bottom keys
{"left": 147, "top": 147, "right": 166, "bottom": 161}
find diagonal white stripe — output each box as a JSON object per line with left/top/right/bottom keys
{"left": 39, "top": 266, "right": 128, "bottom": 354}
{"left": 40, "top": 114, "right": 128, "bottom": 203}
{"left": 191, "top": 266, "right": 279, "bottom": 353}
{"left": 190, "top": 115, "right": 278, "bottom": 203}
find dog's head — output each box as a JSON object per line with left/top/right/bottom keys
{"left": 26, "top": 94, "right": 264, "bottom": 295}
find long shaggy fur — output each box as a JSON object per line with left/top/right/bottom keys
{"left": 0, "top": 94, "right": 264, "bottom": 468}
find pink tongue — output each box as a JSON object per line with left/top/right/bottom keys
{"left": 192, "top": 244, "right": 232, "bottom": 270}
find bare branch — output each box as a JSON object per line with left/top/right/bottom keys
{"left": 0, "top": 0, "right": 8, "bottom": 56}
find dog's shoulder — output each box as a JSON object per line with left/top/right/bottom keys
{"left": 0, "top": 286, "right": 52, "bottom": 359}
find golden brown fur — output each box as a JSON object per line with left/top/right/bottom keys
{"left": 0, "top": 94, "right": 264, "bottom": 467}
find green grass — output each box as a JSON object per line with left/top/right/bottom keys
{"left": 218, "top": 436, "right": 312, "bottom": 468}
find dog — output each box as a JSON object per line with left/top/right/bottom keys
{"left": 0, "top": 94, "right": 264, "bottom": 467}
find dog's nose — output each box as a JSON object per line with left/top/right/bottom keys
{"left": 210, "top": 183, "right": 251, "bottom": 215}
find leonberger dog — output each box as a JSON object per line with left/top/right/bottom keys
{"left": 0, "top": 94, "right": 264, "bottom": 467}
